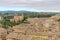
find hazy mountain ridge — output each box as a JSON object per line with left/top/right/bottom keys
{"left": 0, "top": 10, "right": 60, "bottom": 14}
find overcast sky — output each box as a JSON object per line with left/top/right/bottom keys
{"left": 0, "top": 0, "right": 60, "bottom": 12}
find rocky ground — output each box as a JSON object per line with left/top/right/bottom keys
{"left": 0, "top": 15, "right": 60, "bottom": 40}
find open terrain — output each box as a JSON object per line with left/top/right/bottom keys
{"left": 0, "top": 12, "right": 60, "bottom": 40}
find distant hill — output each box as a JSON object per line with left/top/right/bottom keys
{"left": 0, "top": 10, "right": 60, "bottom": 14}
{"left": 0, "top": 10, "right": 40, "bottom": 14}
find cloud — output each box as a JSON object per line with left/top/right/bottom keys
{"left": 0, "top": 0, "right": 60, "bottom": 12}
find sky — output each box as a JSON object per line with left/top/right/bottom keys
{"left": 0, "top": 0, "right": 60, "bottom": 12}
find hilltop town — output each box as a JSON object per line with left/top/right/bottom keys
{"left": 0, "top": 13, "right": 60, "bottom": 40}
